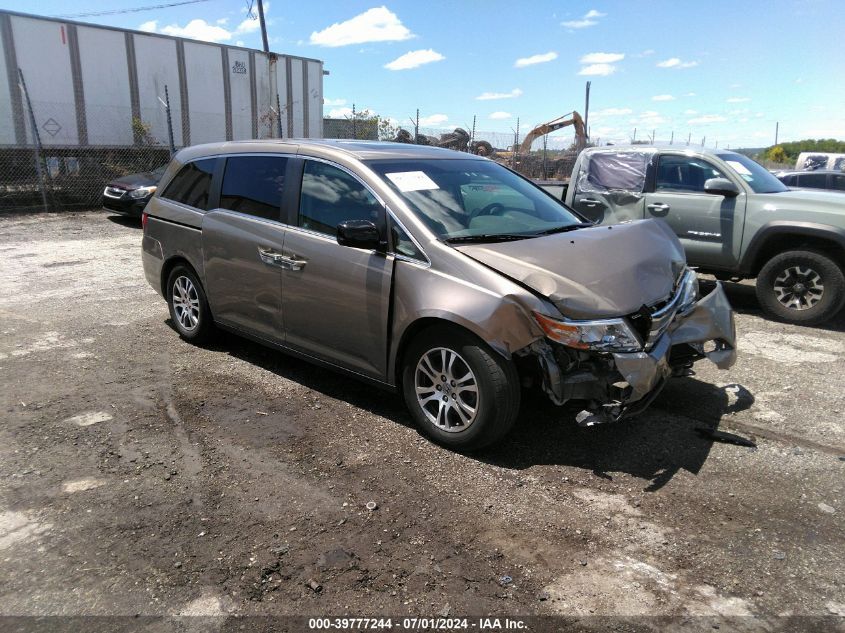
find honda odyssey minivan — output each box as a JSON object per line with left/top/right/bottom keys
{"left": 142, "top": 140, "right": 737, "bottom": 450}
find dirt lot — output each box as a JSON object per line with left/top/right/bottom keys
{"left": 0, "top": 211, "right": 843, "bottom": 631}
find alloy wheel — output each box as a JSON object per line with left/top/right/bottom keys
{"left": 414, "top": 347, "right": 479, "bottom": 433}
{"left": 172, "top": 275, "right": 200, "bottom": 331}
{"left": 773, "top": 266, "right": 824, "bottom": 311}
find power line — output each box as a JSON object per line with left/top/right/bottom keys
{"left": 53, "top": 0, "right": 213, "bottom": 19}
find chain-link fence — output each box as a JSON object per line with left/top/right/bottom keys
{"left": 1, "top": 75, "right": 296, "bottom": 214}
{"left": 325, "top": 114, "right": 579, "bottom": 182}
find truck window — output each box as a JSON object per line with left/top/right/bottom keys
{"left": 832, "top": 175, "right": 845, "bottom": 191}
{"left": 796, "top": 173, "right": 828, "bottom": 189}
{"left": 219, "top": 155, "right": 288, "bottom": 221}
{"left": 655, "top": 155, "right": 726, "bottom": 193}
{"left": 161, "top": 158, "right": 216, "bottom": 210}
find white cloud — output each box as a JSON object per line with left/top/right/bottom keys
{"left": 638, "top": 49, "right": 655, "bottom": 57}
{"left": 216, "top": 17, "right": 228, "bottom": 25}
{"left": 384, "top": 49, "right": 445, "bottom": 70}
{"left": 580, "top": 52, "right": 624, "bottom": 64}
{"left": 160, "top": 19, "right": 233, "bottom": 42}
{"left": 310, "top": 7, "right": 413, "bottom": 47}
{"left": 561, "top": 8, "right": 606, "bottom": 28}
{"left": 139, "top": 20, "right": 157, "bottom": 32}
{"left": 324, "top": 98, "right": 346, "bottom": 106}
{"left": 726, "top": 97, "right": 750, "bottom": 103}
{"left": 578, "top": 63, "right": 616, "bottom": 76}
{"left": 652, "top": 94, "right": 675, "bottom": 101}
{"left": 684, "top": 92, "right": 697, "bottom": 97}
{"left": 235, "top": 15, "right": 260, "bottom": 33}
{"left": 592, "top": 107, "right": 633, "bottom": 117}
{"left": 236, "top": 40, "right": 244, "bottom": 47}
{"left": 688, "top": 114, "right": 726, "bottom": 125}
{"left": 419, "top": 114, "right": 448, "bottom": 126}
{"left": 328, "top": 107, "right": 354, "bottom": 118}
{"left": 475, "top": 88, "right": 523, "bottom": 100}
{"left": 514, "top": 51, "right": 558, "bottom": 68}
{"left": 683, "top": 109, "right": 698, "bottom": 115}
{"left": 656, "top": 57, "right": 699, "bottom": 69}
{"left": 489, "top": 111, "right": 512, "bottom": 120}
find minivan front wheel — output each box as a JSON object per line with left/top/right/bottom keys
{"left": 756, "top": 250, "right": 845, "bottom": 325}
{"left": 402, "top": 326, "right": 520, "bottom": 451}
{"left": 166, "top": 265, "right": 214, "bottom": 342}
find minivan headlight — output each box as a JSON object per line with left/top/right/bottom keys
{"left": 533, "top": 312, "right": 643, "bottom": 352}
{"left": 129, "top": 185, "right": 157, "bottom": 199}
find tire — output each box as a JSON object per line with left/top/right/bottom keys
{"left": 166, "top": 264, "right": 214, "bottom": 343}
{"left": 755, "top": 250, "right": 845, "bottom": 325}
{"left": 401, "top": 325, "right": 520, "bottom": 451}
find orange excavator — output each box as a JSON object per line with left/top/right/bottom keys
{"left": 518, "top": 111, "right": 586, "bottom": 155}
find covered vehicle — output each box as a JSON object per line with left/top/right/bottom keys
{"left": 141, "top": 140, "right": 735, "bottom": 450}
{"left": 102, "top": 165, "right": 166, "bottom": 217}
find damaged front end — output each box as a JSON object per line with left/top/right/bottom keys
{"left": 517, "top": 270, "right": 736, "bottom": 426}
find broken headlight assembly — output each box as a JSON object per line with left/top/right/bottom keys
{"left": 533, "top": 312, "right": 643, "bottom": 353}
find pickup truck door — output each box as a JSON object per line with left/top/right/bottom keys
{"left": 568, "top": 152, "right": 647, "bottom": 224}
{"left": 643, "top": 153, "right": 746, "bottom": 269}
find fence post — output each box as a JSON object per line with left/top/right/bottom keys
{"left": 17, "top": 68, "right": 49, "bottom": 213}
{"left": 164, "top": 85, "right": 176, "bottom": 156}
{"left": 276, "top": 93, "right": 284, "bottom": 138}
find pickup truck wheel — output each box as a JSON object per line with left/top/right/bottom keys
{"left": 756, "top": 250, "right": 845, "bottom": 325}
{"left": 402, "top": 326, "right": 520, "bottom": 451}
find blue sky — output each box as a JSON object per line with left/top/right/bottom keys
{"left": 10, "top": 0, "right": 845, "bottom": 148}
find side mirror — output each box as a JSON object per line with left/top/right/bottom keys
{"left": 337, "top": 219, "right": 382, "bottom": 251}
{"left": 704, "top": 177, "right": 740, "bottom": 197}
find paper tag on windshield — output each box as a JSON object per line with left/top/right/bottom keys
{"left": 725, "top": 160, "right": 752, "bottom": 176}
{"left": 385, "top": 171, "right": 439, "bottom": 192}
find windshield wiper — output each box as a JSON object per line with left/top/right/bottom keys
{"left": 443, "top": 233, "right": 535, "bottom": 244}
{"left": 531, "top": 222, "right": 593, "bottom": 236}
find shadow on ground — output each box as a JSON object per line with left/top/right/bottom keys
{"left": 106, "top": 214, "right": 142, "bottom": 229}
{"left": 179, "top": 325, "right": 757, "bottom": 493}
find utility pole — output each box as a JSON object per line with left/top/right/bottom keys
{"left": 512, "top": 118, "right": 520, "bottom": 168}
{"left": 632, "top": 127, "right": 637, "bottom": 142}
{"left": 414, "top": 108, "right": 419, "bottom": 141}
{"left": 583, "top": 81, "right": 591, "bottom": 145}
{"left": 687, "top": 132, "right": 691, "bottom": 146}
{"left": 257, "top": 0, "right": 269, "bottom": 52}
{"left": 352, "top": 103, "right": 356, "bottom": 139}
{"left": 775, "top": 121, "right": 779, "bottom": 145}
{"left": 702, "top": 136, "right": 706, "bottom": 147}
{"left": 470, "top": 115, "right": 476, "bottom": 153}
{"left": 670, "top": 131, "right": 674, "bottom": 145}
{"left": 651, "top": 129, "right": 655, "bottom": 143}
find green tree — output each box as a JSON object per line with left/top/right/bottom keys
{"left": 766, "top": 145, "right": 788, "bottom": 163}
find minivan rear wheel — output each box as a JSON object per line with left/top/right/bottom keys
{"left": 166, "top": 264, "right": 214, "bottom": 342}
{"left": 756, "top": 250, "right": 845, "bottom": 325}
{"left": 402, "top": 326, "right": 520, "bottom": 451}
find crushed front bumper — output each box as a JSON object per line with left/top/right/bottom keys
{"left": 530, "top": 283, "right": 736, "bottom": 425}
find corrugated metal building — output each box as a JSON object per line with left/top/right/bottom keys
{"left": 0, "top": 9, "right": 325, "bottom": 148}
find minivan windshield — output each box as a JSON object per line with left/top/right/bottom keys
{"left": 717, "top": 152, "right": 789, "bottom": 194}
{"left": 367, "top": 158, "right": 584, "bottom": 241}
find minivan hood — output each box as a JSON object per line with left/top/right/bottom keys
{"left": 454, "top": 219, "right": 686, "bottom": 320}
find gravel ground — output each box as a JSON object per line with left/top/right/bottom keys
{"left": 0, "top": 210, "right": 843, "bottom": 631}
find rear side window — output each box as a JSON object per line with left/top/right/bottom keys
{"left": 219, "top": 155, "right": 288, "bottom": 220}
{"left": 298, "top": 160, "right": 382, "bottom": 237}
{"left": 161, "top": 158, "right": 216, "bottom": 209}
{"left": 796, "top": 173, "right": 827, "bottom": 188}
{"left": 833, "top": 175, "right": 845, "bottom": 191}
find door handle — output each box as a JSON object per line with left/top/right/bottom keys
{"left": 647, "top": 202, "right": 670, "bottom": 215}
{"left": 581, "top": 198, "right": 603, "bottom": 208}
{"left": 258, "top": 247, "right": 286, "bottom": 266}
{"left": 278, "top": 255, "right": 307, "bottom": 271}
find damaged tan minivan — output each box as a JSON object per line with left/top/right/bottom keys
{"left": 142, "top": 140, "right": 736, "bottom": 450}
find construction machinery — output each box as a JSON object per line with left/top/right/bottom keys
{"left": 518, "top": 111, "right": 586, "bottom": 155}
